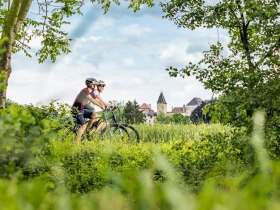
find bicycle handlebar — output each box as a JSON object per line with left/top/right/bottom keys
{"left": 104, "top": 105, "right": 118, "bottom": 111}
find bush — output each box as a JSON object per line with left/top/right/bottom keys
{"left": 155, "top": 112, "right": 190, "bottom": 124}
{"left": 0, "top": 102, "right": 72, "bottom": 178}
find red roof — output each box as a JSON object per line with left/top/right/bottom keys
{"left": 140, "top": 103, "right": 151, "bottom": 110}
{"left": 140, "top": 103, "right": 156, "bottom": 116}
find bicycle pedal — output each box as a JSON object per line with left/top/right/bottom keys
{"left": 83, "top": 132, "right": 90, "bottom": 139}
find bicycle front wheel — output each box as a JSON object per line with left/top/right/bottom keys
{"left": 110, "top": 124, "right": 131, "bottom": 142}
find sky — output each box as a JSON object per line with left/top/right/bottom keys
{"left": 8, "top": 1, "right": 229, "bottom": 112}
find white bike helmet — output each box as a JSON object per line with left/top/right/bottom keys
{"left": 98, "top": 80, "right": 106, "bottom": 86}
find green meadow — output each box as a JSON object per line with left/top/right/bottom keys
{"left": 1, "top": 104, "right": 280, "bottom": 210}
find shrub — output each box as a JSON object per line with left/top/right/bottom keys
{"left": 0, "top": 102, "right": 72, "bottom": 178}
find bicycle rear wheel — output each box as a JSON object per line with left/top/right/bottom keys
{"left": 123, "top": 124, "right": 140, "bottom": 143}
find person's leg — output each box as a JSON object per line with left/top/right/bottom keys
{"left": 76, "top": 124, "right": 87, "bottom": 144}
{"left": 88, "top": 119, "right": 104, "bottom": 136}
{"left": 87, "top": 112, "right": 99, "bottom": 130}
{"left": 99, "top": 122, "right": 107, "bottom": 139}
{"left": 80, "top": 109, "right": 96, "bottom": 131}
{"left": 101, "top": 122, "right": 106, "bottom": 131}
{"left": 89, "top": 121, "right": 106, "bottom": 139}
{"left": 95, "top": 121, "right": 106, "bottom": 133}
{"left": 75, "top": 112, "right": 87, "bottom": 144}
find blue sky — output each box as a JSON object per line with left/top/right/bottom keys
{"left": 8, "top": 1, "right": 229, "bottom": 111}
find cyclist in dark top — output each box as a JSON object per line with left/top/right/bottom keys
{"left": 72, "top": 78, "right": 105, "bottom": 144}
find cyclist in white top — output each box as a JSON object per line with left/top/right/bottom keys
{"left": 87, "top": 80, "right": 111, "bottom": 137}
{"left": 94, "top": 80, "right": 111, "bottom": 107}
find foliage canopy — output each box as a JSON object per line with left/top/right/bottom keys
{"left": 161, "top": 0, "right": 280, "bottom": 128}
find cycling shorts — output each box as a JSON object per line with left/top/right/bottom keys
{"left": 75, "top": 109, "right": 94, "bottom": 125}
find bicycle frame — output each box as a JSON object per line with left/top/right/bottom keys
{"left": 93, "top": 108, "right": 125, "bottom": 138}
{"left": 106, "top": 107, "right": 124, "bottom": 121}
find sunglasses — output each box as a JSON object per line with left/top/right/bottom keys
{"left": 98, "top": 85, "right": 105, "bottom": 87}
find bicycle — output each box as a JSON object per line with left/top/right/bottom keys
{"left": 72, "top": 106, "right": 140, "bottom": 143}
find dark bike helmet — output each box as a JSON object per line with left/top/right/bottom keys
{"left": 85, "top": 78, "right": 97, "bottom": 86}
{"left": 98, "top": 80, "right": 106, "bottom": 86}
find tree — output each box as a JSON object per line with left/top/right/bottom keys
{"left": 155, "top": 112, "right": 171, "bottom": 124}
{"left": 123, "top": 100, "right": 145, "bottom": 124}
{"left": 170, "top": 113, "right": 190, "bottom": 124}
{"left": 0, "top": 0, "right": 154, "bottom": 108}
{"left": 155, "top": 112, "right": 190, "bottom": 124}
{"left": 161, "top": 0, "right": 280, "bottom": 127}
{"left": 190, "top": 101, "right": 211, "bottom": 124}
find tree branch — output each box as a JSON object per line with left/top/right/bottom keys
{"left": 236, "top": 0, "right": 255, "bottom": 71}
{"left": 257, "top": 36, "right": 280, "bottom": 67}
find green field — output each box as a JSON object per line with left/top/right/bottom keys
{"left": 1, "top": 105, "right": 280, "bottom": 210}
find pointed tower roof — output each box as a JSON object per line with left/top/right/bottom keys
{"left": 187, "top": 97, "right": 203, "bottom": 106}
{"left": 157, "top": 92, "right": 167, "bottom": 104}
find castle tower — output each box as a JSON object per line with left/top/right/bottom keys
{"left": 157, "top": 92, "right": 167, "bottom": 114}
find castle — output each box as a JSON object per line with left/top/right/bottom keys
{"left": 140, "top": 92, "right": 203, "bottom": 123}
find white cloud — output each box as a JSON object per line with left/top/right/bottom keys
{"left": 129, "top": 76, "right": 144, "bottom": 85}
{"left": 78, "top": 36, "right": 102, "bottom": 43}
{"left": 122, "top": 57, "right": 135, "bottom": 67}
{"left": 158, "top": 39, "right": 205, "bottom": 68}
{"left": 119, "top": 24, "right": 152, "bottom": 37}
{"left": 29, "top": 36, "right": 43, "bottom": 50}
{"left": 91, "top": 16, "right": 114, "bottom": 31}
{"left": 159, "top": 41, "right": 185, "bottom": 65}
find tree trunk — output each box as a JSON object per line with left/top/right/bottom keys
{"left": 0, "top": 0, "right": 32, "bottom": 108}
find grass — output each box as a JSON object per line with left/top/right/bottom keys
{"left": 1, "top": 115, "right": 280, "bottom": 210}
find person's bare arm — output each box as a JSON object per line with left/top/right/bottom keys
{"left": 96, "top": 95, "right": 109, "bottom": 107}
{"left": 86, "top": 95, "right": 105, "bottom": 109}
